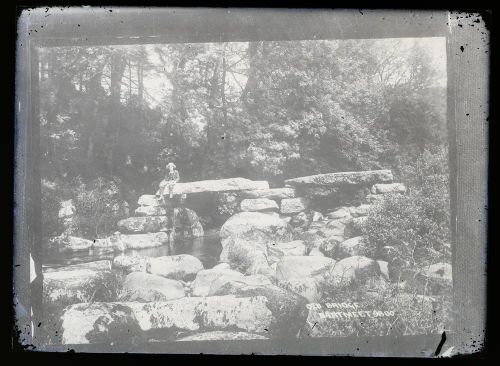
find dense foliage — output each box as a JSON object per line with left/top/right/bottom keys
{"left": 362, "top": 148, "right": 451, "bottom": 268}
{"left": 39, "top": 38, "right": 449, "bottom": 239}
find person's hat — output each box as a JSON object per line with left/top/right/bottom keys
{"left": 166, "top": 162, "right": 176, "bottom": 169}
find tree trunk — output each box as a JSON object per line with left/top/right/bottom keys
{"left": 107, "top": 51, "right": 127, "bottom": 173}
{"left": 240, "top": 42, "right": 260, "bottom": 104}
{"left": 137, "top": 59, "right": 144, "bottom": 103}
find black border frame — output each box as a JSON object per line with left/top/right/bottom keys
{"left": 13, "top": 7, "right": 489, "bottom": 356}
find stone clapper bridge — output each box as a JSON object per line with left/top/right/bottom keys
{"left": 110, "top": 170, "right": 397, "bottom": 251}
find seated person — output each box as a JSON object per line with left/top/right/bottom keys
{"left": 158, "top": 162, "right": 180, "bottom": 203}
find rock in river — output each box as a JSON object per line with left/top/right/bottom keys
{"left": 48, "top": 235, "right": 93, "bottom": 251}
{"left": 114, "top": 232, "right": 169, "bottom": 250}
{"left": 219, "top": 211, "right": 292, "bottom": 248}
{"left": 117, "top": 216, "right": 168, "bottom": 233}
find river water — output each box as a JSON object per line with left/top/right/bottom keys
{"left": 42, "top": 234, "right": 223, "bottom": 270}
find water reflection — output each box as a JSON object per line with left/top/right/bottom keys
{"left": 43, "top": 235, "right": 222, "bottom": 270}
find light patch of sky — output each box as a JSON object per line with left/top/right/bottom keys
{"left": 369, "top": 37, "right": 447, "bottom": 87}
{"left": 141, "top": 37, "right": 446, "bottom": 110}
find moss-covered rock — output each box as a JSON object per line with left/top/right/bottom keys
{"left": 212, "top": 283, "right": 309, "bottom": 338}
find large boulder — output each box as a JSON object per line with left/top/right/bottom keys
{"left": 336, "top": 236, "right": 367, "bottom": 259}
{"left": 208, "top": 274, "right": 273, "bottom": 296}
{"left": 280, "top": 197, "right": 310, "bottom": 214}
{"left": 112, "top": 254, "right": 149, "bottom": 274}
{"left": 325, "top": 256, "right": 382, "bottom": 287}
{"left": 120, "top": 272, "right": 185, "bottom": 302}
{"left": 309, "top": 248, "right": 325, "bottom": 257}
{"left": 117, "top": 216, "right": 168, "bottom": 233}
{"left": 158, "top": 178, "right": 269, "bottom": 196}
{"left": 284, "top": 169, "right": 393, "bottom": 187}
{"left": 212, "top": 284, "right": 309, "bottom": 338}
{"left": 49, "top": 235, "right": 93, "bottom": 251}
{"left": 43, "top": 267, "right": 119, "bottom": 309}
{"left": 130, "top": 296, "right": 274, "bottom": 334}
{"left": 240, "top": 187, "right": 296, "bottom": 200}
{"left": 278, "top": 277, "right": 321, "bottom": 303}
{"left": 43, "top": 260, "right": 111, "bottom": 273}
{"left": 212, "top": 263, "right": 231, "bottom": 270}
{"left": 319, "top": 237, "right": 342, "bottom": 258}
{"left": 191, "top": 268, "right": 244, "bottom": 297}
{"left": 268, "top": 240, "right": 306, "bottom": 264}
{"left": 219, "top": 239, "right": 274, "bottom": 277}
{"left": 147, "top": 254, "right": 204, "bottom": 281}
{"left": 371, "top": 183, "right": 407, "bottom": 194}
{"left": 60, "top": 303, "right": 141, "bottom": 345}
{"left": 240, "top": 198, "right": 279, "bottom": 212}
{"left": 275, "top": 256, "right": 335, "bottom": 282}
{"left": 219, "top": 212, "right": 292, "bottom": 248}
{"left": 176, "top": 331, "right": 268, "bottom": 341}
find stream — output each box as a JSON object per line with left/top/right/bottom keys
{"left": 42, "top": 234, "right": 223, "bottom": 270}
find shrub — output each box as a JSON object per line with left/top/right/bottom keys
{"left": 73, "top": 177, "right": 128, "bottom": 238}
{"left": 41, "top": 179, "right": 64, "bottom": 240}
{"left": 226, "top": 242, "right": 256, "bottom": 274}
{"left": 362, "top": 149, "right": 451, "bottom": 269}
{"left": 215, "top": 192, "right": 239, "bottom": 222}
